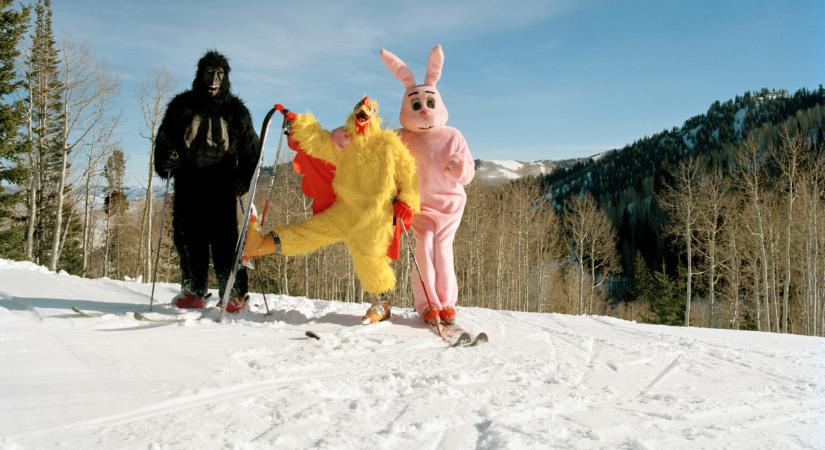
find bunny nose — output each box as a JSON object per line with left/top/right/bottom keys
{"left": 419, "top": 110, "right": 430, "bottom": 117}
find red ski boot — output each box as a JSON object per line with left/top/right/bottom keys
{"left": 173, "top": 292, "right": 206, "bottom": 309}
{"left": 439, "top": 306, "right": 456, "bottom": 325}
{"left": 421, "top": 306, "right": 440, "bottom": 326}
{"left": 217, "top": 294, "right": 248, "bottom": 314}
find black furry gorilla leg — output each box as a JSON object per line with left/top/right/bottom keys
{"left": 211, "top": 193, "right": 248, "bottom": 299}
{"left": 173, "top": 192, "right": 210, "bottom": 297}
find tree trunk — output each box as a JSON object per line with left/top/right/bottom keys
{"left": 49, "top": 142, "right": 68, "bottom": 270}
{"left": 25, "top": 83, "right": 37, "bottom": 260}
{"left": 82, "top": 155, "right": 92, "bottom": 274}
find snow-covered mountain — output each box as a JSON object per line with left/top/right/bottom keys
{"left": 90, "top": 184, "right": 169, "bottom": 203}
{"left": 474, "top": 157, "right": 592, "bottom": 183}
{"left": 1, "top": 258, "right": 822, "bottom": 449}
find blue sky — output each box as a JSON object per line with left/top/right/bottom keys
{"left": 50, "top": 0, "right": 824, "bottom": 185}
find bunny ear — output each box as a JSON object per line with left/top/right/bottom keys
{"left": 423, "top": 44, "right": 444, "bottom": 86}
{"left": 380, "top": 49, "right": 416, "bottom": 90}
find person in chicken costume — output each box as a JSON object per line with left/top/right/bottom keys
{"left": 243, "top": 96, "right": 420, "bottom": 324}
{"left": 378, "top": 45, "right": 475, "bottom": 326}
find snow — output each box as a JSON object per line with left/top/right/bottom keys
{"left": 477, "top": 160, "right": 556, "bottom": 182}
{"left": 591, "top": 150, "right": 611, "bottom": 162}
{"left": 487, "top": 160, "right": 525, "bottom": 172}
{"left": 1, "top": 258, "right": 824, "bottom": 449}
{"left": 682, "top": 125, "right": 703, "bottom": 150}
{"left": 734, "top": 107, "right": 747, "bottom": 138}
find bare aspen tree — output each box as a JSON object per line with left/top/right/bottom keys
{"left": 763, "top": 193, "right": 782, "bottom": 331}
{"left": 773, "top": 125, "right": 805, "bottom": 333}
{"left": 736, "top": 137, "right": 771, "bottom": 331}
{"left": 565, "top": 194, "right": 589, "bottom": 314}
{"left": 80, "top": 119, "right": 117, "bottom": 275}
{"left": 49, "top": 38, "right": 119, "bottom": 271}
{"left": 585, "top": 203, "right": 619, "bottom": 314}
{"left": 695, "top": 166, "right": 730, "bottom": 327}
{"left": 798, "top": 168, "right": 823, "bottom": 335}
{"left": 136, "top": 68, "right": 174, "bottom": 281}
{"left": 565, "top": 193, "right": 618, "bottom": 315}
{"left": 659, "top": 156, "right": 703, "bottom": 326}
{"left": 720, "top": 203, "right": 745, "bottom": 329}
{"left": 810, "top": 146, "right": 824, "bottom": 336}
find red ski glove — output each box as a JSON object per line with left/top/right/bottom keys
{"left": 393, "top": 201, "right": 413, "bottom": 231}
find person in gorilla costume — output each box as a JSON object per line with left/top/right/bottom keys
{"left": 154, "top": 50, "right": 260, "bottom": 313}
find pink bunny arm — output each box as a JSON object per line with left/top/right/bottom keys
{"left": 447, "top": 132, "right": 475, "bottom": 186}
{"left": 329, "top": 126, "right": 351, "bottom": 150}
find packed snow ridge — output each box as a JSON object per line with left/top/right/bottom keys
{"left": 0, "top": 258, "right": 823, "bottom": 449}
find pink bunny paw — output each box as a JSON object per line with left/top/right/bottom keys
{"left": 330, "top": 126, "right": 351, "bottom": 150}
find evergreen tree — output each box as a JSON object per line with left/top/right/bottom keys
{"left": 102, "top": 149, "right": 127, "bottom": 277}
{"left": 647, "top": 264, "right": 686, "bottom": 325}
{"left": 0, "top": 2, "right": 30, "bottom": 258}
{"left": 22, "top": 0, "right": 64, "bottom": 264}
{"left": 627, "top": 250, "right": 653, "bottom": 304}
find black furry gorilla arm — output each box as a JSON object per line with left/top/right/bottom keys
{"left": 231, "top": 99, "right": 260, "bottom": 195}
{"left": 154, "top": 94, "right": 190, "bottom": 178}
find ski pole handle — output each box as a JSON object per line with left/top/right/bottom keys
{"left": 274, "top": 104, "right": 296, "bottom": 121}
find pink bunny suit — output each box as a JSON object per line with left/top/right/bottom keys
{"left": 401, "top": 127, "right": 474, "bottom": 314}
{"left": 378, "top": 44, "right": 475, "bottom": 316}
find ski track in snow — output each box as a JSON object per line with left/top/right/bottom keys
{"left": 0, "top": 259, "right": 824, "bottom": 449}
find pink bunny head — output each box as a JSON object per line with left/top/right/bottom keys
{"left": 380, "top": 44, "right": 448, "bottom": 133}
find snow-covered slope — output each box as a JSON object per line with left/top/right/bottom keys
{"left": 0, "top": 259, "right": 823, "bottom": 449}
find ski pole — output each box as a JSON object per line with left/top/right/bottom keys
{"left": 252, "top": 107, "right": 294, "bottom": 315}
{"left": 218, "top": 104, "right": 294, "bottom": 322}
{"left": 248, "top": 146, "right": 283, "bottom": 316}
{"left": 149, "top": 173, "right": 172, "bottom": 312}
{"left": 398, "top": 216, "right": 442, "bottom": 337}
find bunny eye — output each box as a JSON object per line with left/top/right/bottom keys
{"left": 426, "top": 97, "right": 436, "bottom": 109}
{"left": 411, "top": 99, "right": 422, "bottom": 111}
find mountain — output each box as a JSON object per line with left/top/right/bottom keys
{"left": 545, "top": 87, "right": 825, "bottom": 204}
{"left": 540, "top": 86, "right": 825, "bottom": 272}
{"left": 474, "top": 157, "right": 592, "bottom": 183}
{"left": 1, "top": 258, "right": 822, "bottom": 448}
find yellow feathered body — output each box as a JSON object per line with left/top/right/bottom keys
{"left": 273, "top": 100, "right": 419, "bottom": 295}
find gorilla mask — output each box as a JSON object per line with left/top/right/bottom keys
{"left": 204, "top": 67, "right": 224, "bottom": 97}
{"left": 194, "top": 50, "right": 231, "bottom": 101}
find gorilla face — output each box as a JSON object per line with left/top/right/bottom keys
{"left": 203, "top": 66, "right": 225, "bottom": 97}
{"left": 194, "top": 50, "right": 231, "bottom": 101}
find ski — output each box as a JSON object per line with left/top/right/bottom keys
{"left": 429, "top": 322, "right": 472, "bottom": 347}
{"left": 133, "top": 310, "right": 209, "bottom": 323}
{"left": 71, "top": 306, "right": 102, "bottom": 318}
{"left": 472, "top": 331, "right": 489, "bottom": 346}
{"left": 430, "top": 322, "right": 487, "bottom": 347}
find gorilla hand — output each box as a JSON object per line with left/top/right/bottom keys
{"left": 156, "top": 150, "right": 182, "bottom": 177}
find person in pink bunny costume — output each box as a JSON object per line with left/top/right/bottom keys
{"left": 381, "top": 44, "right": 475, "bottom": 326}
